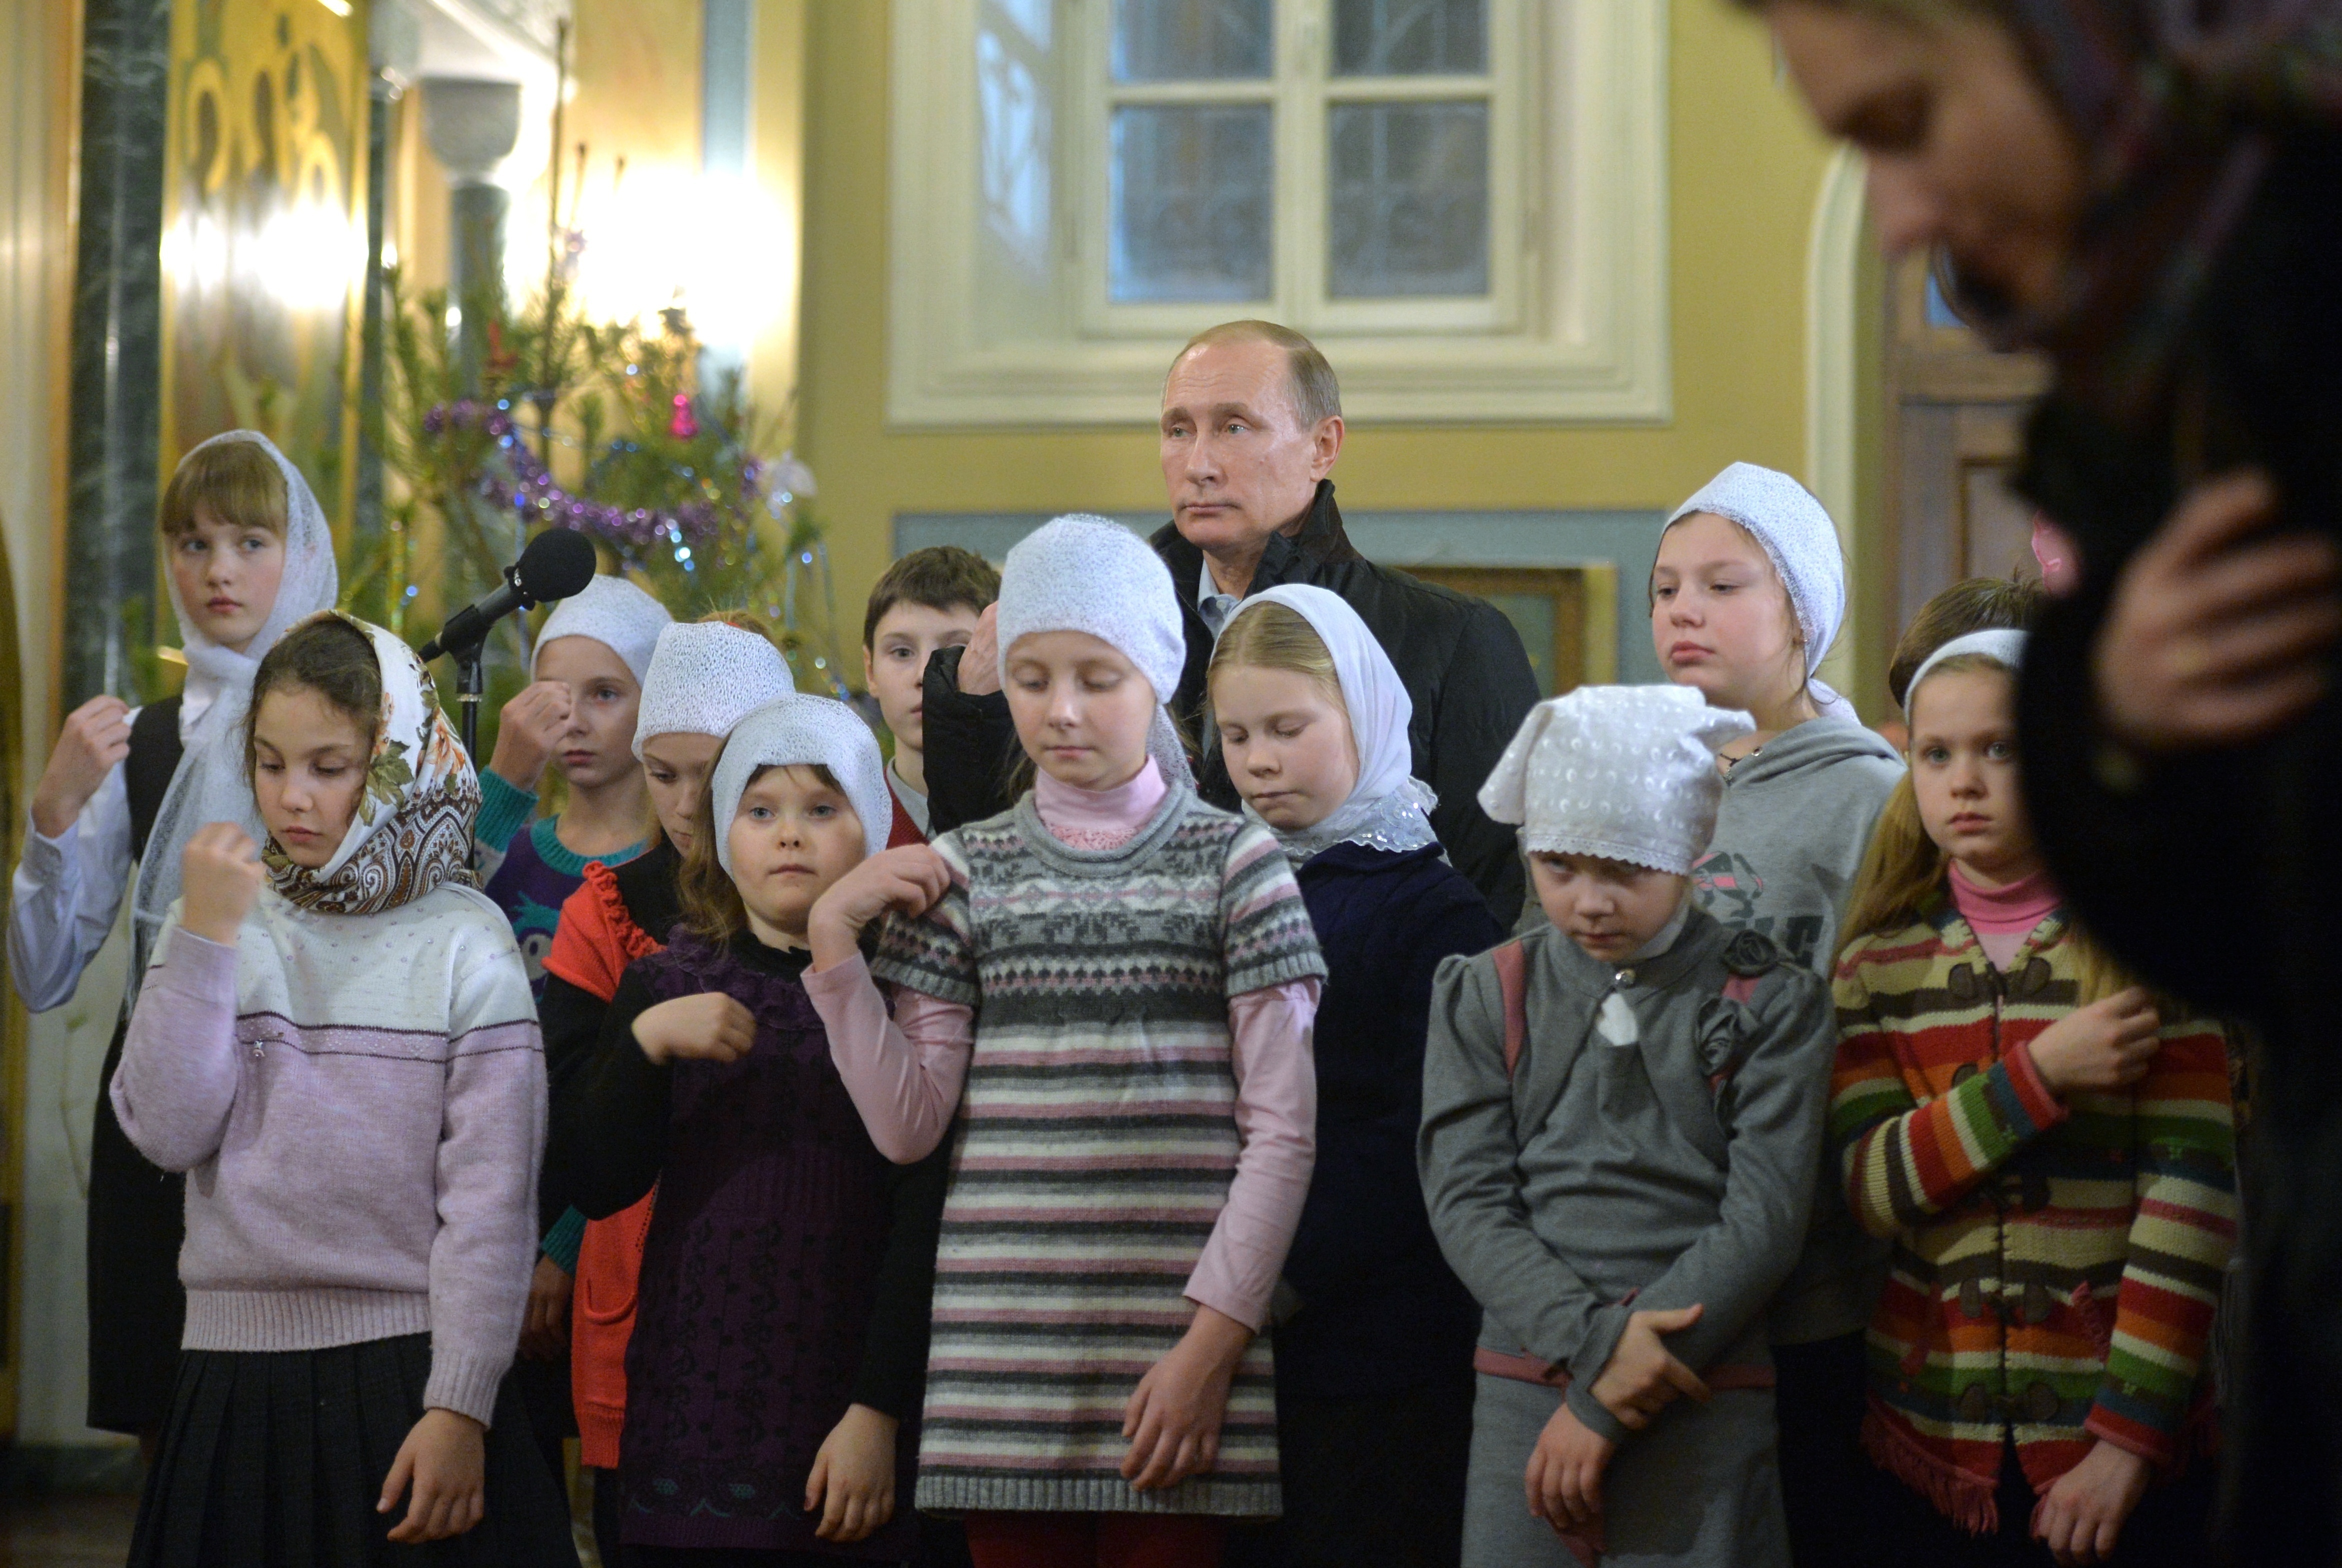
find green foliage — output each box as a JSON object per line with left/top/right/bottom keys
{"left": 351, "top": 264, "right": 852, "bottom": 763}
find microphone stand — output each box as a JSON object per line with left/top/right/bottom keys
{"left": 454, "top": 640, "right": 488, "bottom": 785}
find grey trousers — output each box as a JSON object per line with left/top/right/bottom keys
{"left": 1462, "top": 1372, "right": 1791, "bottom": 1568}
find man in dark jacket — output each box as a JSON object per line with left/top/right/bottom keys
{"left": 920, "top": 320, "right": 1540, "bottom": 925}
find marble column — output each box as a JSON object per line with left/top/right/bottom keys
{"left": 421, "top": 77, "right": 522, "bottom": 388}
{"left": 62, "top": 0, "right": 171, "bottom": 708}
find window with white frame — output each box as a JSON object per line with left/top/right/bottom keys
{"left": 889, "top": 0, "right": 1666, "bottom": 427}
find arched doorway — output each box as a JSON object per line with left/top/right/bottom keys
{"left": 1806, "top": 148, "right": 2050, "bottom": 714}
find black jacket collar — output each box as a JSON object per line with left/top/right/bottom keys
{"left": 1151, "top": 479, "right": 1360, "bottom": 604}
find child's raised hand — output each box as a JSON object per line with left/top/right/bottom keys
{"left": 487, "top": 680, "right": 573, "bottom": 791}
{"left": 180, "top": 824, "right": 267, "bottom": 944}
{"left": 32, "top": 694, "right": 133, "bottom": 838}
{"left": 1525, "top": 1398, "right": 1616, "bottom": 1531}
{"left": 2034, "top": 1439, "right": 2150, "bottom": 1565}
{"left": 378, "top": 1407, "right": 486, "bottom": 1543}
{"left": 808, "top": 846, "right": 953, "bottom": 971}
{"left": 2028, "top": 988, "right": 2161, "bottom": 1097}
{"left": 1587, "top": 1303, "right": 1710, "bottom": 1429}
{"left": 956, "top": 604, "right": 1001, "bottom": 696}
{"left": 633, "top": 992, "right": 757, "bottom": 1066}
{"left": 804, "top": 1402, "right": 899, "bottom": 1542}
{"left": 1121, "top": 1304, "right": 1251, "bottom": 1492}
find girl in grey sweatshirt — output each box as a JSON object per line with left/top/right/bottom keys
{"left": 1423, "top": 687, "right": 1837, "bottom": 1568}
{"left": 1652, "top": 465, "right": 1905, "bottom": 1562}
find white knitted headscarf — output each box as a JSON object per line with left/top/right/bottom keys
{"left": 710, "top": 694, "right": 893, "bottom": 874}
{"left": 633, "top": 622, "right": 798, "bottom": 758}
{"left": 1480, "top": 685, "right": 1755, "bottom": 875}
{"left": 996, "top": 514, "right": 1194, "bottom": 788}
{"left": 532, "top": 573, "right": 672, "bottom": 686}
{"left": 1665, "top": 463, "right": 1857, "bottom": 721}
{"left": 1226, "top": 584, "right": 1438, "bottom": 864}
{"left": 1903, "top": 629, "right": 2027, "bottom": 724}
{"left": 129, "top": 431, "right": 341, "bottom": 1005}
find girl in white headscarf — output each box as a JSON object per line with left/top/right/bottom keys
{"left": 5, "top": 429, "right": 338, "bottom": 1438}
{"left": 1652, "top": 466, "right": 1906, "bottom": 1561}
{"left": 477, "top": 570, "right": 673, "bottom": 998}
{"left": 1205, "top": 584, "right": 1503, "bottom": 1567}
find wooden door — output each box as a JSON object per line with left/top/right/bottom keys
{"left": 1885, "top": 255, "right": 2051, "bottom": 631}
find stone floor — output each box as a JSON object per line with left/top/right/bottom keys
{"left": 0, "top": 1495, "right": 136, "bottom": 1566}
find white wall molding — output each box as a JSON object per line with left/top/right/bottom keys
{"left": 885, "top": 0, "right": 1669, "bottom": 428}
{"left": 1805, "top": 144, "right": 1866, "bottom": 702}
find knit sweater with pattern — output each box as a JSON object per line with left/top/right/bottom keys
{"left": 871, "top": 783, "right": 1327, "bottom": 1517}
{"left": 111, "top": 885, "right": 545, "bottom": 1426}
{"left": 1831, "top": 903, "right": 2237, "bottom": 1532}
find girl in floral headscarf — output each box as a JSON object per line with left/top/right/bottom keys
{"left": 112, "top": 613, "right": 573, "bottom": 1567}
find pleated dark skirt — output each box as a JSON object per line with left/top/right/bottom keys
{"left": 127, "top": 1333, "right": 580, "bottom": 1568}
{"left": 88, "top": 1014, "right": 186, "bottom": 1434}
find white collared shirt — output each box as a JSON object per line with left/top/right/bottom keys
{"left": 8, "top": 667, "right": 223, "bottom": 1013}
{"left": 1197, "top": 560, "right": 1245, "bottom": 641}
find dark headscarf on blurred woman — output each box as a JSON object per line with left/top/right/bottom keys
{"left": 1750, "top": 0, "right": 2342, "bottom": 1557}
{"left": 1878, "top": 1, "right": 2342, "bottom": 1558}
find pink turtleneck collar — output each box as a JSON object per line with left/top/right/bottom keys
{"left": 1033, "top": 758, "right": 1168, "bottom": 851}
{"left": 1948, "top": 861, "right": 2061, "bottom": 970}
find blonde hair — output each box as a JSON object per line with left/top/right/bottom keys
{"left": 161, "top": 439, "right": 289, "bottom": 540}
{"left": 1207, "top": 600, "right": 1344, "bottom": 709}
{"left": 1837, "top": 651, "right": 2141, "bottom": 1003}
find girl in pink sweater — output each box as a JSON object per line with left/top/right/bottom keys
{"left": 113, "top": 613, "right": 574, "bottom": 1567}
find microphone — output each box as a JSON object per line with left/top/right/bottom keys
{"left": 418, "top": 527, "right": 599, "bottom": 662}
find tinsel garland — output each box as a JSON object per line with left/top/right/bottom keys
{"left": 422, "top": 399, "right": 760, "bottom": 550}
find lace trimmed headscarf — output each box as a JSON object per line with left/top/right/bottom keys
{"left": 262, "top": 615, "right": 482, "bottom": 918}
{"left": 1221, "top": 584, "right": 1440, "bottom": 865}
{"left": 128, "top": 431, "right": 340, "bottom": 1000}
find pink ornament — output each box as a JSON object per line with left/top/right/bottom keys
{"left": 668, "top": 394, "right": 698, "bottom": 440}
{"left": 2030, "top": 512, "right": 2080, "bottom": 597}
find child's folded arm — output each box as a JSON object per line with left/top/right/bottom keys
{"left": 2086, "top": 1017, "right": 2238, "bottom": 1465}
{"left": 1418, "top": 953, "right": 1619, "bottom": 1380}
{"left": 1590, "top": 970, "right": 1840, "bottom": 1378}
{"left": 805, "top": 951, "right": 974, "bottom": 1165}
{"left": 558, "top": 968, "right": 673, "bottom": 1220}
{"left": 1186, "top": 978, "right": 1320, "bottom": 1331}
{"left": 110, "top": 920, "right": 244, "bottom": 1172}
{"left": 425, "top": 949, "right": 547, "bottom": 1425}
{"left": 1830, "top": 961, "right": 2069, "bottom": 1238}
{"left": 850, "top": 1132, "right": 957, "bottom": 1420}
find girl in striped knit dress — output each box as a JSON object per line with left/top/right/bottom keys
{"left": 805, "top": 515, "right": 1325, "bottom": 1568}
{"left": 1832, "top": 631, "right": 2237, "bottom": 1566}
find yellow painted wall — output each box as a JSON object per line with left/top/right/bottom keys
{"left": 795, "top": 2, "right": 1839, "bottom": 633}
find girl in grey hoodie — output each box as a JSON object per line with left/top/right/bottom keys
{"left": 1651, "top": 464, "right": 1904, "bottom": 1563}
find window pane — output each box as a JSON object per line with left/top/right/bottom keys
{"left": 1113, "top": 0, "right": 1272, "bottom": 82}
{"left": 978, "top": 1, "right": 1052, "bottom": 270}
{"left": 1111, "top": 104, "right": 1272, "bottom": 302}
{"left": 1328, "top": 101, "right": 1488, "bottom": 297}
{"left": 1334, "top": 0, "right": 1486, "bottom": 76}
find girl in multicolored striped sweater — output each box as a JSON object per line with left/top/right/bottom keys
{"left": 806, "top": 516, "right": 1326, "bottom": 1568}
{"left": 1831, "top": 630, "right": 2237, "bottom": 1566}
